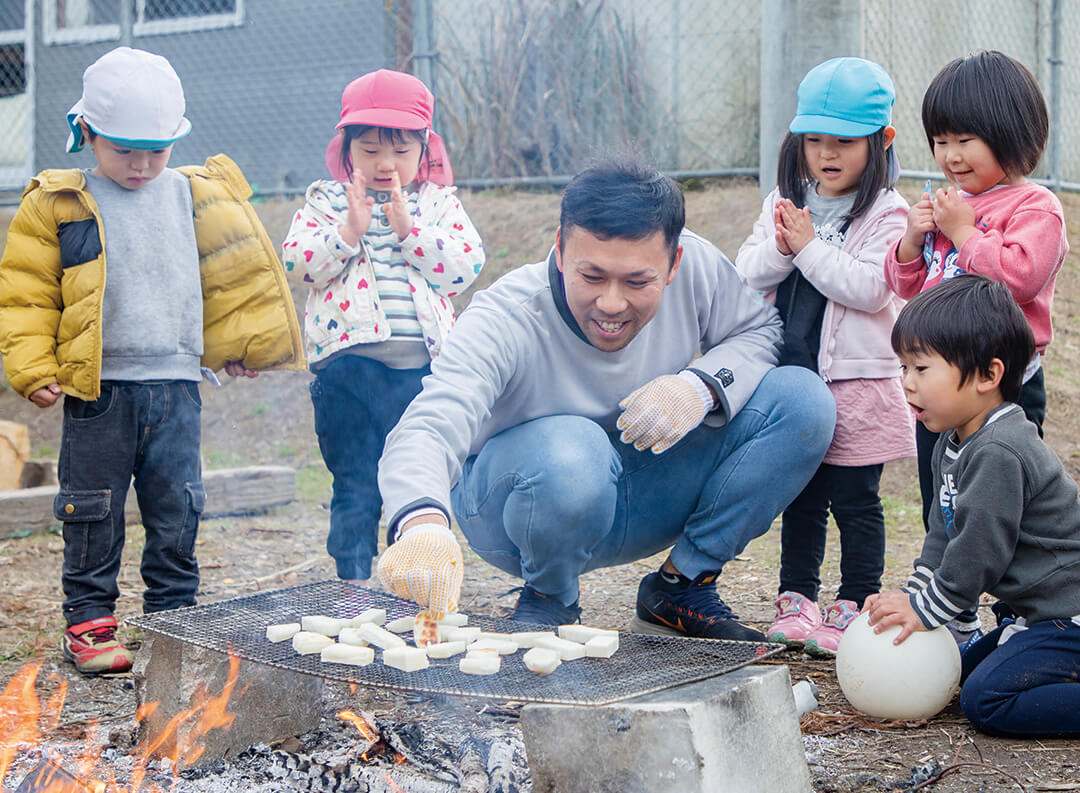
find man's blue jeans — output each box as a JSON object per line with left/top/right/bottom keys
{"left": 56, "top": 381, "right": 205, "bottom": 625}
{"left": 451, "top": 366, "right": 836, "bottom": 606}
{"left": 960, "top": 617, "right": 1080, "bottom": 736}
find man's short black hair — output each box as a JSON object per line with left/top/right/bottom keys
{"left": 891, "top": 274, "right": 1035, "bottom": 403}
{"left": 921, "top": 50, "right": 1048, "bottom": 178}
{"left": 559, "top": 156, "right": 685, "bottom": 264}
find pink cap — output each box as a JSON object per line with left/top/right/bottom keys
{"left": 324, "top": 69, "right": 453, "bottom": 186}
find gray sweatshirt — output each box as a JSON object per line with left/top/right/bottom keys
{"left": 378, "top": 229, "right": 783, "bottom": 530}
{"left": 908, "top": 403, "right": 1080, "bottom": 626}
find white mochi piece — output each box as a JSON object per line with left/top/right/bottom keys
{"left": 386, "top": 615, "right": 416, "bottom": 633}
{"left": 442, "top": 626, "right": 482, "bottom": 643}
{"left": 346, "top": 608, "right": 387, "bottom": 627}
{"left": 523, "top": 647, "right": 562, "bottom": 674}
{"left": 534, "top": 635, "right": 587, "bottom": 660}
{"left": 467, "top": 638, "right": 519, "bottom": 655}
{"left": 510, "top": 631, "right": 558, "bottom": 648}
{"left": 292, "top": 631, "right": 336, "bottom": 655}
{"left": 413, "top": 620, "right": 441, "bottom": 646}
{"left": 585, "top": 634, "right": 619, "bottom": 658}
{"left": 357, "top": 622, "right": 407, "bottom": 649}
{"left": 266, "top": 623, "right": 301, "bottom": 643}
{"left": 337, "top": 627, "right": 369, "bottom": 647}
{"left": 383, "top": 646, "right": 430, "bottom": 672}
{"left": 425, "top": 640, "right": 468, "bottom": 659}
{"left": 320, "top": 643, "right": 375, "bottom": 666}
{"left": 558, "top": 625, "right": 618, "bottom": 644}
{"left": 301, "top": 615, "right": 345, "bottom": 636}
{"left": 438, "top": 612, "right": 469, "bottom": 627}
{"left": 459, "top": 651, "right": 502, "bottom": 675}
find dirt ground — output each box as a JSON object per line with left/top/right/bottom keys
{"left": 3, "top": 179, "right": 1080, "bottom": 791}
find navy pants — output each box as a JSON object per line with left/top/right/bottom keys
{"left": 57, "top": 381, "right": 204, "bottom": 626}
{"left": 778, "top": 462, "right": 884, "bottom": 607}
{"left": 960, "top": 617, "right": 1080, "bottom": 737}
{"left": 309, "top": 355, "right": 429, "bottom": 580}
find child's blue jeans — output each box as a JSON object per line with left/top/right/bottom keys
{"left": 56, "top": 380, "right": 204, "bottom": 626}
{"left": 309, "top": 355, "right": 430, "bottom": 580}
{"left": 450, "top": 366, "right": 836, "bottom": 606}
{"left": 960, "top": 617, "right": 1080, "bottom": 736}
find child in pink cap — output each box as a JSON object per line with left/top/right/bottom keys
{"left": 283, "top": 69, "right": 485, "bottom": 587}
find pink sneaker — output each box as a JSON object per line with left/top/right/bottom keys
{"left": 767, "top": 592, "right": 821, "bottom": 647}
{"left": 804, "top": 600, "right": 860, "bottom": 657}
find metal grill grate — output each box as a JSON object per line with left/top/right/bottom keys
{"left": 127, "top": 580, "right": 784, "bottom": 706}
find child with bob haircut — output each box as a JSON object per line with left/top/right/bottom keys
{"left": 867, "top": 274, "right": 1080, "bottom": 738}
{"left": 0, "top": 47, "right": 304, "bottom": 674}
{"left": 283, "top": 69, "right": 484, "bottom": 589}
{"left": 886, "top": 52, "right": 1068, "bottom": 645}
{"left": 737, "top": 57, "right": 914, "bottom": 656}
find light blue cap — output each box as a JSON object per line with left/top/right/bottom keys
{"left": 790, "top": 57, "right": 895, "bottom": 137}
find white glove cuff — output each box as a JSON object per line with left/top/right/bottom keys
{"left": 677, "top": 369, "right": 716, "bottom": 411}
{"left": 399, "top": 522, "right": 456, "bottom": 541}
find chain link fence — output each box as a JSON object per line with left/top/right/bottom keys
{"left": 1, "top": 0, "right": 1079, "bottom": 197}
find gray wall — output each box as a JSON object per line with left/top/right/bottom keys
{"left": 32, "top": 0, "right": 390, "bottom": 191}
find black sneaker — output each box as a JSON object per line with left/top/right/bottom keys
{"left": 631, "top": 570, "right": 766, "bottom": 641}
{"left": 509, "top": 585, "right": 582, "bottom": 626}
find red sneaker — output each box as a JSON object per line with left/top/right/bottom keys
{"left": 62, "top": 616, "right": 133, "bottom": 674}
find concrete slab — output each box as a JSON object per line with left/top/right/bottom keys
{"left": 133, "top": 632, "right": 324, "bottom": 768}
{"left": 520, "top": 665, "right": 811, "bottom": 793}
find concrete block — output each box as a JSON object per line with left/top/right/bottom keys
{"left": 520, "top": 665, "right": 811, "bottom": 793}
{"left": 133, "top": 632, "right": 324, "bottom": 768}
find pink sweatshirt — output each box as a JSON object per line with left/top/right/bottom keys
{"left": 884, "top": 182, "right": 1067, "bottom": 353}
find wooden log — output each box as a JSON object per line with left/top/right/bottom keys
{"left": 0, "top": 420, "right": 30, "bottom": 491}
{"left": 0, "top": 465, "right": 295, "bottom": 537}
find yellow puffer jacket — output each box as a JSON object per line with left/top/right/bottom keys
{"left": 0, "top": 154, "right": 305, "bottom": 401}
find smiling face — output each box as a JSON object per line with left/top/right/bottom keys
{"left": 932, "top": 132, "right": 1021, "bottom": 194}
{"left": 898, "top": 348, "right": 1002, "bottom": 441}
{"left": 555, "top": 227, "right": 681, "bottom": 351}
{"left": 802, "top": 133, "right": 870, "bottom": 197}
{"left": 348, "top": 128, "right": 423, "bottom": 189}
{"left": 87, "top": 133, "right": 172, "bottom": 190}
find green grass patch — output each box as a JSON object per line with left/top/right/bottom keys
{"left": 296, "top": 463, "right": 332, "bottom": 506}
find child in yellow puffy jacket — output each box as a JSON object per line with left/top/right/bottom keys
{"left": 0, "top": 47, "right": 303, "bottom": 675}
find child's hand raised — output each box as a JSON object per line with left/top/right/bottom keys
{"left": 933, "top": 185, "right": 977, "bottom": 249}
{"left": 341, "top": 173, "right": 375, "bottom": 248}
{"left": 775, "top": 199, "right": 814, "bottom": 255}
{"left": 896, "top": 191, "right": 936, "bottom": 263}
{"left": 773, "top": 203, "right": 792, "bottom": 255}
{"left": 383, "top": 171, "right": 413, "bottom": 240}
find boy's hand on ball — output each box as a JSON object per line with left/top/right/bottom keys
{"left": 865, "top": 590, "right": 925, "bottom": 644}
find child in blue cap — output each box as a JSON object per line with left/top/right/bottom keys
{"left": 0, "top": 46, "right": 303, "bottom": 674}
{"left": 736, "top": 56, "right": 914, "bottom": 655}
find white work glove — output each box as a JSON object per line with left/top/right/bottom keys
{"left": 617, "top": 372, "right": 710, "bottom": 454}
{"left": 376, "top": 523, "right": 464, "bottom": 619}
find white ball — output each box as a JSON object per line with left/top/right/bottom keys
{"left": 835, "top": 611, "right": 961, "bottom": 720}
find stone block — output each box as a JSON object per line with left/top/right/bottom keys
{"left": 133, "top": 632, "right": 325, "bottom": 768}
{"left": 520, "top": 665, "right": 811, "bottom": 793}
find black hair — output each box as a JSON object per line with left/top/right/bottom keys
{"left": 559, "top": 155, "right": 685, "bottom": 265}
{"left": 891, "top": 274, "right": 1034, "bottom": 404}
{"left": 339, "top": 125, "right": 428, "bottom": 183}
{"left": 776, "top": 127, "right": 895, "bottom": 222}
{"left": 921, "top": 50, "right": 1048, "bottom": 177}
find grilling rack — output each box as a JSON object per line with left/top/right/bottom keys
{"left": 127, "top": 579, "right": 785, "bottom": 706}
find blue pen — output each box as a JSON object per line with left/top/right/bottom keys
{"left": 922, "top": 179, "right": 934, "bottom": 267}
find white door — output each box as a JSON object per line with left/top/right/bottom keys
{"left": 0, "top": 0, "right": 31, "bottom": 189}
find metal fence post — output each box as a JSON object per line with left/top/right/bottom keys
{"left": 413, "top": 0, "right": 437, "bottom": 129}
{"left": 1048, "top": 0, "right": 1063, "bottom": 190}
{"left": 120, "top": 0, "right": 133, "bottom": 47}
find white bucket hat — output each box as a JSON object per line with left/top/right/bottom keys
{"left": 66, "top": 46, "right": 192, "bottom": 153}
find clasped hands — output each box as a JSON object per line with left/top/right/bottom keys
{"left": 898, "top": 185, "right": 977, "bottom": 262}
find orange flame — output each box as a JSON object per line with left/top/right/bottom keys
{"left": 337, "top": 710, "right": 378, "bottom": 742}
{"left": 2, "top": 652, "right": 245, "bottom": 793}
{"left": 381, "top": 772, "right": 406, "bottom": 793}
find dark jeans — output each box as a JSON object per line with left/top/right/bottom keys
{"left": 57, "top": 380, "right": 204, "bottom": 626}
{"left": 309, "top": 355, "right": 429, "bottom": 580}
{"left": 959, "top": 617, "right": 1080, "bottom": 737}
{"left": 779, "top": 462, "right": 884, "bottom": 607}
